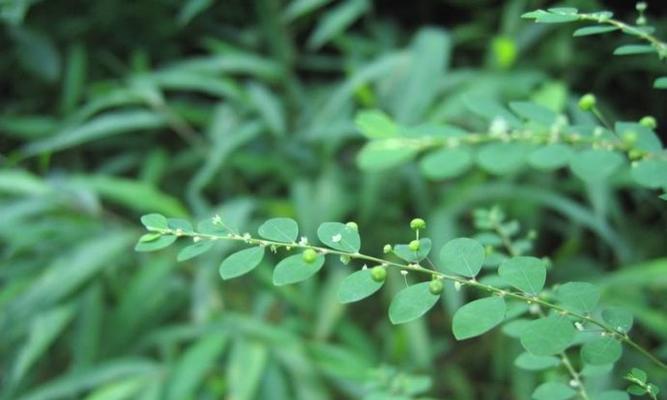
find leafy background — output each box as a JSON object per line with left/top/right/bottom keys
{"left": 1, "top": 0, "right": 666, "bottom": 399}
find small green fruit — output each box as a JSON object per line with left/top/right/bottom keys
{"left": 623, "top": 131, "right": 638, "bottom": 146}
{"left": 429, "top": 279, "right": 444, "bottom": 295}
{"left": 639, "top": 115, "right": 657, "bottom": 129}
{"left": 410, "top": 218, "right": 426, "bottom": 230}
{"left": 383, "top": 244, "right": 392, "bottom": 254}
{"left": 345, "top": 221, "right": 358, "bottom": 231}
{"left": 408, "top": 240, "right": 420, "bottom": 251}
{"left": 371, "top": 266, "right": 387, "bottom": 282}
{"left": 302, "top": 249, "right": 318, "bottom": 263}
{"left": 578, "top": 93, "right": 596, "bottom": 111}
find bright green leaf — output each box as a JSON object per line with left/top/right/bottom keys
{"left": 439, "top": 237, "right": 485, "bottom": 277}
{"left": 140, "top": 213, "right": 168, "bottom": 231}
{"left": 317, "top": 222, "right": 361, "bottom": 253}
{"left": 613, "top": 44, "right": 655, "bottom": 55}
{"left": 393, "top": 238, "right": 432, "bottom": 262}
{"left": 654, "top": 76, "right": 667, "bottom": 89}
{"left": 258, "top": 218, "right": 298, "bottom": 243}
{"left": 452, "top": 296, "right": 506, "bottom": 340}
{"left": 569, "top": 150, "right": 623, "bottom": 182}
{"left": 337, "top": 269, "right": 384, "bottom": 304}
{"left": 273, "top": 253, "right": 325, "bottom": 286}
{"left": 498, "top": 256, "right": 547, "bottom": 295}
{"left": 581, "top": 336, "right": 622, "bottom": 365}
{"left": 135, "top": 235, "right": 177, "bottom": 252}
{"left": 355, "top": 109, "right": 398, "bottom": 138}
{"left": 219, "top": 247, "right": 265, "bottom": 280}
{"left": 419, "top": 148, "right": 473, "bottom": 180}
{"left": 557, "top": 282, "right": 600, "bottom": 313}
{"left": 528, "top": 144, "right": 573, "bottom": 170}
{"left": 520, "top": 315, "right": 576, "bottom": 355}
{"left": 514, "top": 353, "right": 560, "bottom": 371}
{"left": 532, "top": 382, "right": 576, "bottom": 400}
{"left": 388, "top": 282, "right": 440, "bottom": 324}
{"left": 177, "top": 240, "right": 215, "bottom": 262}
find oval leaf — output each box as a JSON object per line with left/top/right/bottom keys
{"left": 141, "top": 213, "right": 168, "bottom": 231}
{"left": 498, "top": 256, "right": 547, "bottom": 295}
{"left": 528, "top": 144, "right": 572, "bottom": 170}
{"left": 393, "top": 238, "right": 432, "bottom": 262}
{"left": 338, "top": 269, "right": 384, "bottom": 304}
{"left": 514, "top": 353, "right": 560, "bottom": 371}
{"left": 419, "top": 148, "right": 472, "bottom": 180}
{"left": 177, "top": 240, "right": 215, "bottom": 262}
{"left": 439, "top": 237, "right": 485, "bottom": 277}
{"left": 570, "top": 150, "right": 623, "bottom": 182}
{"left": 219, "top": 247, "right": 265, "bottom": 280}
{"left": 601, "top": 307, "right": 633, "bottom": 333}
{"left": 356, "top": 139, "right": 419, "bottom": 171}
{"left": 135, "top": 235, "right": 177, "bottom": 252}
{"left": 520, "top": 315, "right": 576, "bottom": 356}
{"left": 273, "top": 253, "right": 325, "bottom": 286}
{"left": 317, "top": 222, "right": 361, "bottom": 253}
{"left": 477, "top": 142, "right": 530, "bottom": 175}
{"left": 631, "top": 159, "right": 667, "bottom": 189}
{"left": 258, "top": 218, "right": 298, "bottom": 243}
{"left": 452, "top": 296, "right": 506, "bottom": 340}
{"left": 581, "top": 336, "right": 622, "bottom": 365}
{"left": 557, "top": 282, "right": 600, "bottom": 314}
{"left": 532, "top": 382, "right": 576, "bottom": 400}
{"left": 388, "top": 282, "right": 440, "bottom": 324}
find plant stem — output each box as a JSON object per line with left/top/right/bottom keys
{"left": 159, "top": 227, "right": 667, "bottom": 371}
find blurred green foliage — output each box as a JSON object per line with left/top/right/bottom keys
{"left": 1, "top": 0, "right": 667, "bottom": 399}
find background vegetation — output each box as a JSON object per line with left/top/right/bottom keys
{"left": 1, "top": 0, "right": 666, "bottom": 399}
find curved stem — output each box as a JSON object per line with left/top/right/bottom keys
{"left": 160, "top": 226, "right": 667, "bottom": 370}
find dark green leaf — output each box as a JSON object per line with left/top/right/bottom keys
{"left": 528, "top": 144, "right": 573, "bottom": 170}
{"left": 258, "top": 218, "right": 299, "bottom": 243}
{"left": 557, "top": 282, "right": 600, "bottom": 313}
{"left": 613, "top": 44, "right": 655, "bottom": 55}
{"left": 498, "top": 256, "right": 547, "bottom": 295}
{"left": 439, "top": 237, "right": 485, "bottom": 277}
{"left": 317, "top": 222, "right": 361, "bottom": 253}
{"left": 388, "top": 282, "right": 440, "bottom": 324}
{"left": 452, "top": 296, "right": 506, "bottom": 340}
{"left": 273, "top": 253, "right": 325, "bottom": 286}
{"left": 219, "top": 247, "right": 265, "bottom": 280}
{"left": 573, "top": 26, "right": 618, "bottom": 36}
{"left": 514, "top": 353, "right": 560, "bottom": 371}
{"left": 532, "top": 382, "right": 576, "bottom": 400}
{"left": 338, "top": 269, "right": 384, "bottom": 303}
{"left": 520, "top": 315, "right": 576, "bottom": 355}
{"left": 393, "top": 238, "right": 432, "bottom": 262}
{"left": 177, "top": 240, "right": 215, "bottom": 262}
{"left": 569, "top": 150, "right": 624, "bottom": 182}
{"left": 135, "top": 235, "right": 177, "bottom": 252}
{"left": 581, "top": 336, "right": 622, "bottom": 365}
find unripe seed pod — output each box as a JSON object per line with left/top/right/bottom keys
{"left": 429, "top": 279, "right": 444, "bottom": 295}
{"left": 408, "top": 240, "right": 420, "bottom": 251}
{"left": 410, "top": 218, "right": 426, "bottom": 230}
{"left": 623, "top": 131, "right": 638, "bottom": 145}
{"left": 578, "top": 93, "right": 596, "bottom": 111}
{"left": 371, "top": 266, "right": 387, "bottom": 282}
{"left": 302, "top": 249, "right": 318, "bottom": 263}
{"left": 639, "top": 115, "right": 657, "bottom": 129}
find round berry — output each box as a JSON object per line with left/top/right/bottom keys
{"left": 639, "top": 115, "right": 657, "bottom": 129}
{"left": 345, "top": 221, "right": 358, "bottom": 231}
{"left": 302, "top": 249, "right": 318, "bottom": 263}
{"left": 371, "top": 266, "right": 387, "bottom": 282}
{"left": 410, "top": 218, "right": 426, "bottom": 230}
{"left": 429, "top": 279, "right": 444, "bottom": 295}
{"left": 578, "top": 93, "right": 596, "bottom": 111}
{"left": 408, "top": 240, "right": 420, "bottom": 251}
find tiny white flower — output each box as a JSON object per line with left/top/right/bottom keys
{"left": 400, "top": 270, "right": 408, "bottom": 276}
{"left": 490, "top": 117, "right": 509, "bottom": 137}
{"left": 298, "top": 236, "right": 309, "bottom": 246}
{"left": 575, "top": 322, "right": 584, "bottom": 331}
{"left": 243, "top": 232, "right": 251, "bottom": 240}
{"left": 569, "top": 379, "right": 579, "bottom": 388}
{"left": 362, "top": 264, "right": 368, "bottom": 270}
{"left": 212, "top": 214, "right": 222, "bottom": 225}
{"left": 529, "top": 304, "right": 541, "bottom": 315}
{"left": 454, "top": 281, "right": 462, "bottom": 291}
{"left": 193, "top": 236, "right": 201, "bottom": 243}
{"left": 332, "top": 233, "right": 342, "bottom": 243}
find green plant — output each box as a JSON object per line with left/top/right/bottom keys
{"left": 137, "top": 209, "right": 666, "bottom": 399}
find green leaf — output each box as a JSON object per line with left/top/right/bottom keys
{"left": 306, "top": 0, "right": 369, "bottom": 50}
{"left": 140, "top": 213, "right": 168, "bottom": 231}
{"left": 219, "top": 247, "right": 265, "bottom": 280}
{"left": 591, "top": 391, "right": 629, "bottom": 400}
{"left": 388, "top": 282, "right": 440, "bottom": 324}
{"left": 355, "top": 109, "right": 398, "bottom": 138}
{"left": 167, "top": 218, "right": 194, "bottom": 233}
{"left": 317, "top": 222, "right": 361, "bottom": 253}
{"left": 452, "top": 296, "right": 506, "bottom": 340}
{"left": 273, "top": 253, "right": 325, "bottom": 286}
{"left": 393, "top": 238, "right": 432, "bottom": 262}
{"left": 631, "top": 159, "right": 667, "bottom": 189}
{"left": 532, "top": 382, "right": 576, "bottom": 400}
{"left": 439, "top": 237, "right": 485, "bottom": 277}
{"left": 613, "top": 44, "right": 655, "bottom": 55}
{"left": 654, "top": 76, "right": 667, "bottom": 89}
{"left": 337, "top": 269, "right": 384, "bottom": 304}
{"left": 615, "top": 122, "right": 662, "bottom": 152}
{"left": 627, "top": 368, "right": 647, "bottom": 384}
{"left": 573, "top": 26, "right": 618, "bottom": 36}
{"left": 522, "top": 9, "right": 579, "bottom": 23}
{"left": 258, "top": 218, "right": 298, "bottom": 243}
{"left": 557, "top": 282, "right": 600, "bottom": 313}
{"left": 528, "top": 144, "right": 573, "bottom": 170}
{"left": 498, "top": 256, "right": 547, "bottom": 295}
{"left": 177, "top": 240, "right": 215, "bottom": 262}
{"left": 520, "top": 315, "right": 576, "bottom": 355}
{"left": 514, "top": 353, "right": 560, "bottom": 371}
{"left": 356, "top": 139, "right": 419, "bottom": 171}
{"left": 569, "top": 150, "right": 624, "bottom": 182}
{"left": 135, "top": 235, "right": 177, "bottom": 252}
{"left": 509, "top": 101, "right": 558, "bottom": 125}
{"left": 463, "top": 96, "right": 521, "bottom": 128}
{"left": 601, "top": 307, "right": 633, "bottom": 333}
{"left": 581, "top": 336, "right": 622, "bottom": 365}
{"left": 627, "top": 385, "right": 647, "bottom": 395}
{"left": 477, "top": 142, "right": 530, "bottom": 175}
{"left": 419, "top": 148, "right": 473, "bottom": 180}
